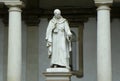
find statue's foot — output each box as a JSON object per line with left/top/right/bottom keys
{"left": 52, "top": 64, "right": 66, "bottom": 68}
{"left": 57, "top": 65, "right": 66, "bottom": 68}
{"left": 53, "top": 65, "right": 57, "bottom": 68}
{"left": 51, "top": 64, "right": 58, "bottom": 68}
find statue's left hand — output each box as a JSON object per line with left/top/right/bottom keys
{"left": 67, "top": 33, "right": 72, "bottom": 41}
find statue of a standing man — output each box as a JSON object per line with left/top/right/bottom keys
{"left": 45, "top": 9, "right": 72, "bottom": 69}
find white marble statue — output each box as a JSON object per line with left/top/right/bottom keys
{"left": 45, "top": 9, "right": 72, "bottom": 69}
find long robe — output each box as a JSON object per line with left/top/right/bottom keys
{"left": 45, "top": 17, "right": 72, "bottom": 69}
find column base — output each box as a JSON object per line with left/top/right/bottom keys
{"left": 43, "top": 72, "right": 72, "bottom": 81}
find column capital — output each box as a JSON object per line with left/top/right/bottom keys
{"left": 94, "top": 0, "right": 113, "bottom": 7}
{"left": 97, "top": 5, "right": 111, "bottom": 11}
{"left": 4, "top": 1, "right": 24, "bottom": 8}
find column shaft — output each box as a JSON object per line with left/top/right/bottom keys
{"left": 7, "top": 6, "right": 22, "bottom": 81}
{"left": 97, "top": 5, "right": 112, "bottom": 81}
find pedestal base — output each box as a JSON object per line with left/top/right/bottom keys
{"left": 43, "top": 72, "right": 72, "bottom": 81}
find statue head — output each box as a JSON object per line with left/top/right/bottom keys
{"left": 54, "top": 9, "right": 61, "bottom": 19}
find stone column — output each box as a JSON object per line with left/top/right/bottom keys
{"left": 5, "top": 1, "right": 23, "bottom": 81}
{"left": 97, "top": 4, "right": 112, "bottom": 81}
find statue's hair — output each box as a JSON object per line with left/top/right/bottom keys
{"left": 54, "top": 9, "right": 61, "bottom": 14}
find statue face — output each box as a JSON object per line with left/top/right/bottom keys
{"left": 54, "top": 9, "right": 61, "bottom": 19}
{"left": 54, "top": 13, "right": 61, "bottom": 19}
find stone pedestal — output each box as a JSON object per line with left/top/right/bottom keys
{"left": 43, "top": 71, "right": 72, "bottom": 81}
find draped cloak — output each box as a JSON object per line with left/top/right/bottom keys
{"left": 45, "top": 17, "right": 72, "bottom": 69}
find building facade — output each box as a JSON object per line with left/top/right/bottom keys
{"left": 0, "top": 0, "right": 120, "bottom": 81}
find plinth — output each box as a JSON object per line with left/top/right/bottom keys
{"left": 43, "top": 68, "right": 72, "bottom": 81}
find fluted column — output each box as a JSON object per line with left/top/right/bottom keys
{"left": 5, "top": 1, "right": 23, "bottom": 81}
{"left": 97, "top": 4, "right": 112, "bottom": 81}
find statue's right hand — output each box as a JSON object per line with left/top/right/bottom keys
{"left": 48, "top": 48, "right": 52, "bottom": 58}
{"left": 48, "top": 54, "right": 52, "bottom": 58}
{"left": 48, "top": 44, "right": 52, "bottom": 58}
